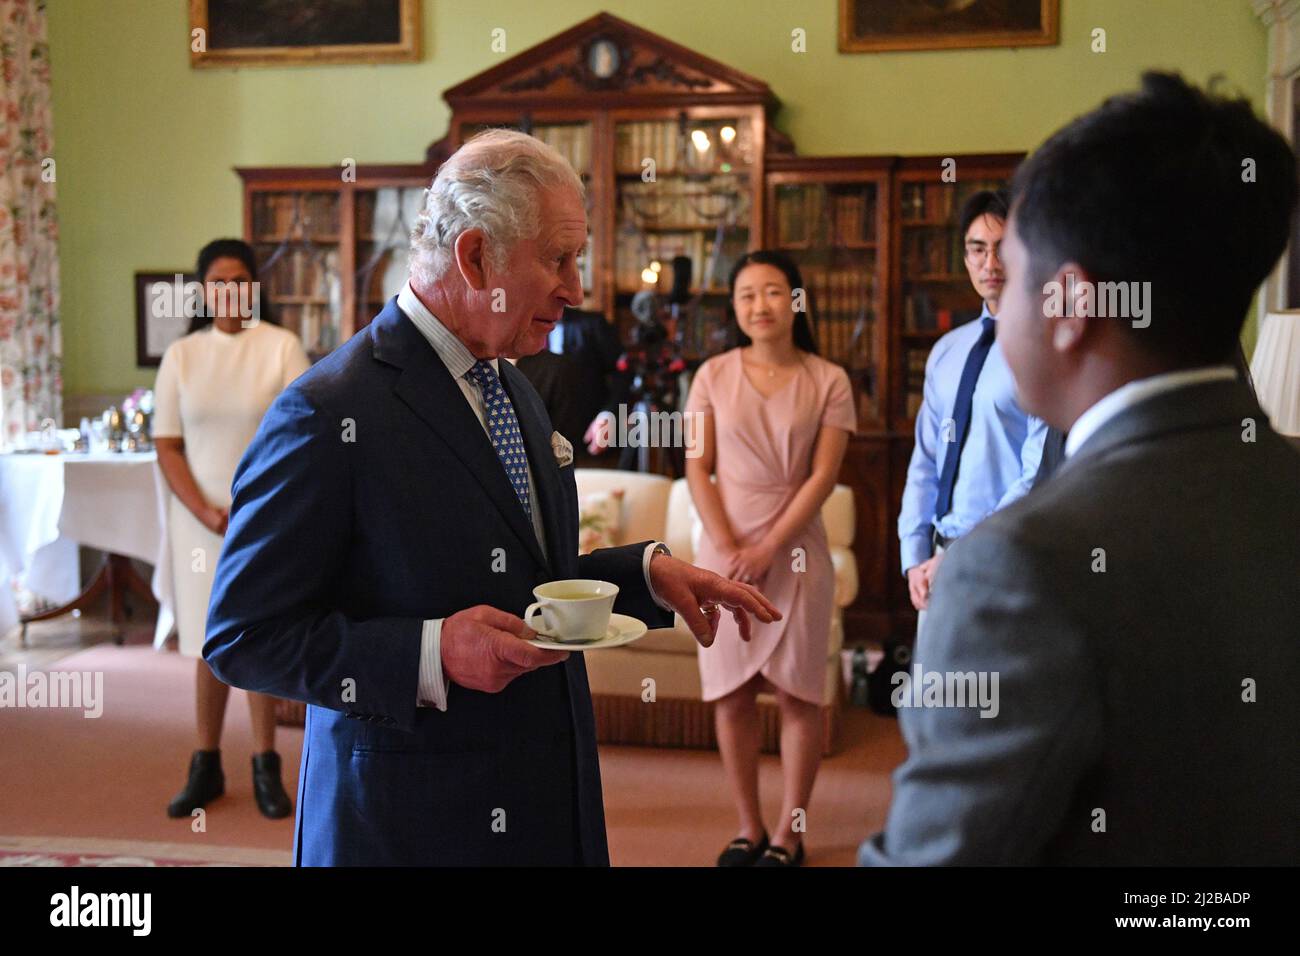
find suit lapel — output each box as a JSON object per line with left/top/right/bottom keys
{"left": 373, "top": 304, "right": 548, "bottom": 570}
{"left": 501, "top": 360, "right": 567, "bottom": 575}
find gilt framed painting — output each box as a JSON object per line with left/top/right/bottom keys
{"left": 840, "top": 0, "right": 1059, "bottom": 53}
{"left": 189, "top": 0, "right": 421, "bottom": 68}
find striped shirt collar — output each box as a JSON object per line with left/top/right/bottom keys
{"left": 396, "top": 280, "right": 499, "bottom": 379}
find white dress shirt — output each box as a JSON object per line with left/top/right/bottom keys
{"left": 1064, "top": 365, "right": 1238, "bottom": 458}
{"left": 396, "top": 282, "right": 671, "bottom": 710}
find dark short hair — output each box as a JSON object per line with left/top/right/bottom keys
{"left": 188, "top": 238, "right": 277, "bottom": 333}
{"left": 959, "top": 189, "right": 1010, "bottom": 240}
{"left": 1010, "top": 71, "right": 1298, "bottom": 366}
{"left": 727, "top": 249, "right": 819, "bottom": 354}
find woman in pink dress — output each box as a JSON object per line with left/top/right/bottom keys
{"left": 685, "top": 250, "right": 856, "bottom": 867}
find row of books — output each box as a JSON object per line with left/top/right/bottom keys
{"left": 904, "top": 348, "right": 929, "bottom": 419}
{"left": 614, "top": 228, "right": 739, "bottom": 291}
{"left": 774, "top": 187, "right": 877, "bottom": 247}
{"left": 531, "top": 124, "right": 593, "bottom": 176}
{"left": 902, "top": 289, "right": 959, "bottom": 333}
{"left": 355, "top": 187, "right": 425, "bottom": 240}
{"left": 900, "top": 227, "right": 965, "bottom": 277}
{"left": 464, "top": 123, "right": 593, "bottom": 176}
{"left": 899, "top": 182, "right": 955, "bottom": 222}
{"left": 802, "top": 267, "right": 875, "bottom": 364}
{"left": 614, "top": 120, "right": 746, "bottom": 174}
{"left": 832, "top": 191, "right": 876, "bottom": 245}
{"left": 253, "top": 193, "right": 339, "bottom": 240}
{"left": 619, "top": 178, "right": 751, "bottom": 229}
{"left": 276, "top": 303, "right": 342, "bottom": 354}
{"left": 263, "top": 248, "right": 341, "bottom": 298}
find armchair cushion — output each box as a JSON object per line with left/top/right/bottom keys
{"left": 577, "top": 489, "right": 624, "bottom": 554}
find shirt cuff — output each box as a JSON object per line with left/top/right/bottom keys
{"left": 643, "top": 542, "right": 674, "bottom": 613}
{"left": 900, "top": 534, "right": 934, "bottom": 577}
{"left": 417, "top": 618, "right": 451, "bottom": 711}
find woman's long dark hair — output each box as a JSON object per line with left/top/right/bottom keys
{"left": 726, "top": 249, "right": 818, "bottom": 354}
{"left": 187, "top": 238, "right": 277, "bottom": 333}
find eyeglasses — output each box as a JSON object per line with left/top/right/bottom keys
{"left": 964, "top": 241, "right": 1003, "bottom": 264}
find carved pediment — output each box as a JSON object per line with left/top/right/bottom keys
{"left": 443, "top": 12, "right": 776, "bottom": 109}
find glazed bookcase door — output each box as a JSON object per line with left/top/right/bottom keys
{"left": 766, "top": 167, "right": 889, "bottom": 432}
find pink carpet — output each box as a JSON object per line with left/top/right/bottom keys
{"left": 0, "top": 644, "right": 904, "bottom": 866}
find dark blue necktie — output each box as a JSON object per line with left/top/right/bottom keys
{"left": 465, "top": 360, "right": 532, "bottom": 521}
{"left": 934, "top": 317, "right": 996, "bottom": 521}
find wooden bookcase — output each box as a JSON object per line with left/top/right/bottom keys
{"left": 891, "top": 154, "right": 1022, "bottom": 432}
{"left": 883, "top": 154, "right": 1021, "bottom": 640}
{"left": 764, "top": 156, "right": 892, "bottom": 434}
{"left": 438, "top": 14, "right": 774, "bottom": 358}
{"left": 237, "top": 165, "right": 432, "bottom": 361}
{"left": 233, "top": 13, "right": 1024, "bottom": 647}
{"left": 760, "top": 153, "right": 1019, "bottom": 643}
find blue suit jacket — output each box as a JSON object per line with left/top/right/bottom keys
{"left": 204, "top": 299, "right": 673, "bottom": 865}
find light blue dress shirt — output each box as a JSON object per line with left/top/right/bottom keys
{"left": 898, "top": 304, "right": 1047, "bottom": 574}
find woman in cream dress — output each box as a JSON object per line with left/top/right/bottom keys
{"left": 152, "top": 239, "right": 309, "bottom": 819}
{"left": 685, "top": 251, "right": 855, "bottom": 866}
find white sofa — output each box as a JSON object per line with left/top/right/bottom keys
{"left": 575, "top": 469, "right": 858, "bottom": 754}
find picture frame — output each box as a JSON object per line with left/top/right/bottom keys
{"left": 839, "top": 0, "right": 1059, "bottom": 53}
{"left": 135, "top": 271, "right": 191, "bottom": 368}
{"left": 189, "top": 0, "right": 421, "bottom": 69}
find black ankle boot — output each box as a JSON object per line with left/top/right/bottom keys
{"left": 252, "top": 751, "right": 292, "bottom": 819}
{"left": 167, "top": 749, "right": 224, "bottom": 818}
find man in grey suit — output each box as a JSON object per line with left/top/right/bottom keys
{"left": 861, "top": 72, "right": 1299, "bottom": 865}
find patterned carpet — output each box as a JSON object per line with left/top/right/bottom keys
{"left": 0, "top": 835, "right": 289, "bottom": 867}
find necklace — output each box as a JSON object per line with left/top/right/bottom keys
{"left": 744, "top": 350, "right": 797, "bottom": 379}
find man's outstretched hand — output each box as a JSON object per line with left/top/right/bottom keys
{"left": 648, "top": 552, "right": 782, "bottom": 647}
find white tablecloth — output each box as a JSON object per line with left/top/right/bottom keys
{"left": 0, "top": 451, "right": 175, "bottom": 646}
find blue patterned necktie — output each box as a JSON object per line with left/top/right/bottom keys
{"left": 934, "top": 317, "right": 996, "bottom": 521}
{"left": 465, "top": 359, "right": 532, "bottom": 521}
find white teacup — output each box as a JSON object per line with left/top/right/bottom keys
{"left": 524, "top": 579, "right": 619, "bottom": 643}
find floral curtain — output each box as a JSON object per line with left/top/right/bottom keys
{"left": 0, "top": 0, "right": 59, "bottom": 446}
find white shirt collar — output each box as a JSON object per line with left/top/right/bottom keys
{"left": 396, "top": 280, "right": 498, "bottom": 378}
{"left": 1064, "top": 365, "right": 1238, "bottom": 458}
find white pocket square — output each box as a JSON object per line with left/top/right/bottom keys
{"left": 551, "top": 431, "right": 574, "bottom": 467}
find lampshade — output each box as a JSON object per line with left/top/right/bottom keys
{"left": 1250, "top": 310, "right": 1300, "bottom": 437}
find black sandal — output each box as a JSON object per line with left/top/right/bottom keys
{"left": 754, "top": 841, "right": 805, "bottom": 867}
{"left": 716, "top": 833, "right": 769, "bottom": 867}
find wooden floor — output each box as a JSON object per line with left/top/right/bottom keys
{"left": 1, "top": 609, "right": 905, "bottom": 867}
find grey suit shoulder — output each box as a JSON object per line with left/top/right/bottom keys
{"left": 862, "top": 379, "right": 1300, "bottom": 865}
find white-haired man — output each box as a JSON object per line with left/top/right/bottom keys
{"left": 204, "top": 130, "right": 780, "bottom": 865}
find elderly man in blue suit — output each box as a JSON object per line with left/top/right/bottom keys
{"left": 204, "top": 129, "right": 779, "bottom": 866}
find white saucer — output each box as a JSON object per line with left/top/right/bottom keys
{"left": 527, "top": 613, "right": 648, "bottom": 651}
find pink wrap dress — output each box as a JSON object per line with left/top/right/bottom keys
{"left": 686, "top": 348, "right": 857, "bottom": 704}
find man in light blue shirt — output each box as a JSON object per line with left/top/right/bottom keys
{"left": 898, "top": 190, "right": 1047, "bottom": 630}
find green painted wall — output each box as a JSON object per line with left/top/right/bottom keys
{"left": 48, "top": 0, "right": 1269, "bottom": 395}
